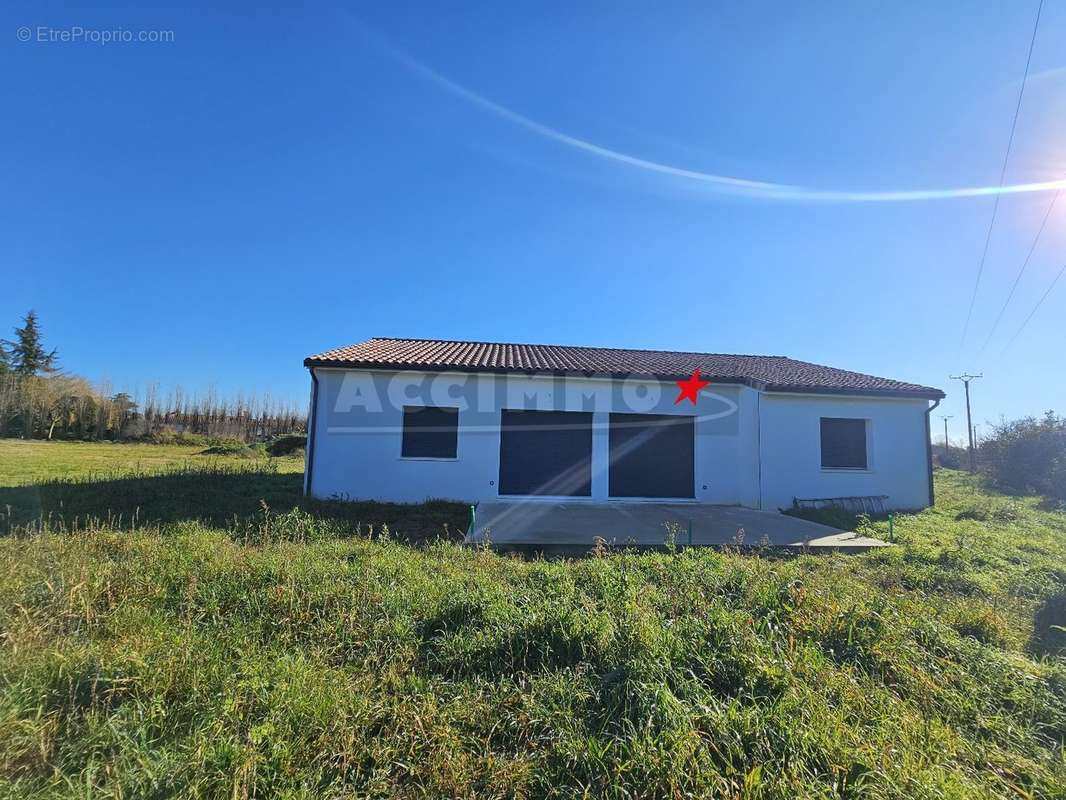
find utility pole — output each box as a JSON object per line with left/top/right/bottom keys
{"left": 939, "top": 415, "right": 953, "bottom": 454}
{"left": 950, "top": 374, "right": 982, "bottom": 472}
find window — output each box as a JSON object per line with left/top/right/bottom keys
{"left": 820, "top": 417, "right": 868, "bottom": 469}
{"left": 401, "top": 406, "right": 458, "bottom": 459}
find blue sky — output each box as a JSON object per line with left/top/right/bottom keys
{"left": 3, "top": 1, "right": 1065, "bottom": 441}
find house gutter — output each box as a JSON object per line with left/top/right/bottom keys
{"left": 756, "top": 391, "right": 764, "bottom": 511}
{"left": 303, "top": 367, "right": 320, "bottom": 497}
{"left": 924, "top": 398, "right": 941, "bottom": 507}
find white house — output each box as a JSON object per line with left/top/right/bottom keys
{"left": 303, "top": 338, "right": 944, "bottom": 512}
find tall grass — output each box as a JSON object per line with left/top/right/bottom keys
{"left": 0, "top": 469, "right": 1064, "bottom": 798}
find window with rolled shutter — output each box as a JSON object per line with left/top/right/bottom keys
{"left": 820, "top": 418, "right": 867, "bottom": 469}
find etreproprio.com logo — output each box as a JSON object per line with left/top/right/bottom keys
{"left": 17, "top": 26, "right": 175, "bottom": 44}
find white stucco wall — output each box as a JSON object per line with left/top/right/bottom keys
{"left": 757, "top": 393, "right": 932, "bottom": 511}
{"left": 307, "top": 368, "right": 750, "bottom": 504}
{"left": 305, "top": 367, "right": 933, "bottom": 511}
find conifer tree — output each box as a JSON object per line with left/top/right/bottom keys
{"left": 4, "top": 311, "right": 58, "bottom": 376}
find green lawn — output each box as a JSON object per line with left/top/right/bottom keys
{"left": 0, "top": 438, "right": 466, "bottom": 542}
{"left": 0, "top": 442, "right": 1064, "bottom": 798}
{"left": 0, "top": 438, "right": 304, "bottom": 486}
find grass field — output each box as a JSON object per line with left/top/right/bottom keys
{"left": 0, "top": 439, "right": 304, "bottom": 486}
{"left": 0, "top": 439, "right": 467, "bottom": 541}
{"left": 1, "top": 442, "right": 1065, "bottom": 798}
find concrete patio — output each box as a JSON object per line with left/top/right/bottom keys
{"left": 464, "top": 500, "right": 889, "bottom": 554}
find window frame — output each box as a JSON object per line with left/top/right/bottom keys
{"left": 819, "top": 416, "right": 870, "bottom": 471}
{"left": 399, "top": 405, "right": 459, "bottom": 461}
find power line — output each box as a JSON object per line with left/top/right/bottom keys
{"left": 976, "top": 189, "right": 1060, "bottom": 357}
{"left": 1001, "top": 260, "right": 1066, "bottom": 352}
{"left": 959, "top": 0, "right": 1045, "bottom": 352}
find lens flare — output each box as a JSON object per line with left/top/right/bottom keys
{"left": 353, "top": 18, "right": 1066, "bottom": 204}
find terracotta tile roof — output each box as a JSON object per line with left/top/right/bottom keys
{"left": 305, "top": 338, "right": 945, "bottom": 399}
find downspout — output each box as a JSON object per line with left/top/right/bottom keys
{"left": 304, "top": 367, "right": 320, "bottom": 497}
{"left": 756, "top": 390, "right": 763, "bottom": 510}
{"left": 924, "top": 398, "right": 941, "bottom": 508}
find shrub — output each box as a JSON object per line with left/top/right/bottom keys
{"left": 955, "top": 506, "right": 988, "bottom": 522}
{"left": 147, "top": 430, "right": 251, "bottom": 449}
{"left": 955, "top": 498, "right": 1022, "bottom": 523}
{"left": 267, "top": 434, "right": 306, "bottom": 457}
{"left": 980, "top": 411, "right": 1066, "bottom": 506}
{"left": 145, "top": 429, "right": 210, "bottom": 447}
{"left": 199, "top": 443, "right": 259, "bottom": 458}
{"left": 938, "top": 449, "right": 962, "bottom": 469}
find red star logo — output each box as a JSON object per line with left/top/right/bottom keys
{"left": 675, "top": 368, "right": 711, "bottom": 405}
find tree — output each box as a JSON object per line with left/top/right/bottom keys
{"left": 40, "top": 375, "right": 94, "bottom": 440}
{"left": 109, "top": 392, "right": 139, "bottom": 438}
{"left": 4, "top": 310, "right": 58, "bottom": 377}
{"left": 980, "top": 411, "right": 1066, "bottom": 506}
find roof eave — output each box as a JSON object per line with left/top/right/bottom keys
{"left": 760, "top": 383, "right": 946, "bottom": 400}
{"left": 304, "top": 358, "right": 744, "bottom": 383}
{"left": 304, "top": 359, "right": 944, "bottom": 400}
